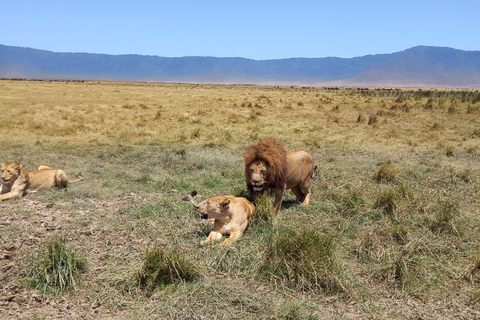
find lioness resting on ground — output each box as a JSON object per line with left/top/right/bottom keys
{"left": 190, "top": 193, "right": 255, "bottom": 245}
{"left": 1, "top": 163, "right": 83, "bottom": 201}
{"left": 0, "top": 163, "right": 31, "bottom": 201}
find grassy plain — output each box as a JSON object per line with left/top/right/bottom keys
{"left": 0, "top": 79, "right": 479, "bottom": 319}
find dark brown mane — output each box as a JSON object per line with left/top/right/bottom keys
{"left": 243, "top": 138, "right": 287, "bottom": 190}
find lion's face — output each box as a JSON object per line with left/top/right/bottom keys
{"left": 195, "top": 196, "right": 231, "bottom": 220}
{"left": 247, "top": 159, "right": 269, "bottom": 192}
{"left": 1, "top": 163, "right": 21, "bottom": 185}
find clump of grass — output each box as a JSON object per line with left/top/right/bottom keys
{"left": 472, "top": 128, "right": 480, "bottom": 138}
{"left": 251, "top": 193, "right": 276, "bottom": 225}
{"left": 429, "top": 200, "right": 460, "bottom": 235}
{"left": 424, "top": 98, "right": 434, "bottom": 109}
{"left": 259, "top": 227, "right": 345, "bottom": 295}
{"left": 135, "top": 247, "right": 202, "bottom": 294}
{"left": 337, "top": 187, "right": 366, "bottom": 216}
{"left": 374, "top": 162, "right": 398, "bottom": 183}
{"left": 374, "top": 189, "right": 398, "bottom": 217}
{"left": 431, "top": 122, "right": 444, "bottom": 130}
{"left": 382, "top": 250, "right": 421, "bottom": 289}
{"left": 368, "top": 114, "right": 378, "bottom": 125}
{"left": 24, "top": 236, "right": 87, "bottom": 295}
{"left": 401, "top": 102, "right": 410, "bottom": 112}
{"left": 445, "top": 145, "right": 455, "bottom": 157}
{"left": 467, "top": 106, "right": 480, "bottom": 114}
{"left": 357, "top": 113, "right": 365, "bottom": 123}
{"left": 462, "top": 249, "right": 480, "bottom": 283}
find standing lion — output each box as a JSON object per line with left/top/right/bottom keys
{"left": 243, "top": 139, "right": 316, "bottom": 212}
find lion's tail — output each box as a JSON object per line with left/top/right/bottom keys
{"left": 311, "top": 165, "right": 318, "bottom": 180}
{"left": 69, "top": 175, "right": 84, "bottom": 184}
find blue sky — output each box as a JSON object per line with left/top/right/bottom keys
{"left": 1, "top": 0, "right": 479, "bottom": 60}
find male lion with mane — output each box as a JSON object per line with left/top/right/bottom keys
{"left": 1, "top": 163, "right": 83, "bottom": 201}
{"left": 189, "top": 192, "right": 255, "bottom": 245}
{"left": 243, "top": 139, "right": 316, "bottom": 212}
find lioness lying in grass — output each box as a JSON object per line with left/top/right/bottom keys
{"left": 190, "top": 192, "right": 255, "bottom": 245}
{"left": 1, "top": 163, "right": 83, "bottom": 201}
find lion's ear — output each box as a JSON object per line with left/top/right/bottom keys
{"left": 1, "top": 163, "right": 6, "bottom": 170}
{"left": 218, "top": 198, "right": 230, "bottom": 210}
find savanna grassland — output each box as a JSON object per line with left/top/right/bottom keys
{"left": 1, "top": 79, "right": 479, "bottom": 319}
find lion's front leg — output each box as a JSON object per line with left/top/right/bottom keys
{"left": 273, "top": 188, "right": 285, "bottom": 212}
{"left": 0, "top": 188, "right": 24, "bottom": 201}
{"left": 201, "top": 231, "right": 223, "bottom": 245}
{"left": 220, "top": 230, "right": 243, "bottom": 245}
{"left": 247, "top": 185, "right": 257, "bottom": 203}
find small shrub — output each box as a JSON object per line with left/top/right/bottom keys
{"left": 424, "top": 98, "right": 434, "bottom": 109}
{"left": 451, "top": 169, "right": 473, "bottom": 183}
{"left": 429, "top": 200, "right": 460, "bottom": 235}
{"left": 135, "top": 247, "right": 202, "bottom": 293}
{"left": 357, "top": 113, "right": 365, "bottom": 123}
{"left": 249, "top": 110, "right": 260, "bottom": 121}
{"left": 466, "top": 146, "right": 479, "bottom": 156}
{"left": 467, "top": 106, "right": 480, "bottom": 114}
{"left": 374, "top": 189, "right": 398, "bottom": 217}
{"left": 251, "top": 193, "right": 276, "bottom": 225}
{"left": 471, "top": 290, "right": 480, "bottom": 306}
{"left": 374, "top": 163, "right": 398, "bottom": 183}
{"left": 368, "top": 114, "right": 377, "bottom": 125}
{"left": 382, "top": 250, "right": 421, "bottom": 288}
{"left": 337, "top": 187, "right": 365, "bottom": 216}
{"left": 462, "top": 249, "right": 480, "bottom": 283}
{"left": 24, "top": 236, "right": 87, "bottom": 295}
{"left": 431, "top": 122, "right": 444, "bottom": 130}
{"left": 448, "top": 106, "right": 457, "bottom": 114}
{"left": 445, "top": 145, "right": 455, "bottom": 157}
{"left": 472, "top": 128, "right": 480, "bottom": 138}
{"left": 190, "top": 128, "right": 201, "bottom": 139}
{"left": 401, "top": 102, "right": 410, "bottom": 112}
{"left": 259, "top": 227, "right": 345, "bottom": 295}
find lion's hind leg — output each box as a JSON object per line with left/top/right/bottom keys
{"left": 55, "top": 170, "right": 69, "bottom": 189}
{"left": 298, "top": 181, "right": 311, "bottom": 206}
{"left": 291, "top": 185, "right": 306, "bottom": 204}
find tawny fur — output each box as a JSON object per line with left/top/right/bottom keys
{"left": 244, "top": 139, "right": 316, "bottom": 211}
{"left": 193, "top": 195, "right": 255, "bottom": 245}
{"left": 28, "top": 166, "right": 78, "bottom": 191}
{"left": 243, "top": 138, "right": 287, "bottom": 192}
{"left": 1, "top": 163, "right": 83, "bottom": 200}
{"left": 0, "top": 163, "right": 31, "bottom": 201}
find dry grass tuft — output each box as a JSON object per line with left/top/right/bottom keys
{"left": 260, "top": 227, "right": 345, "bottom": 296}
{"left": 374, "top": 163, "right": 398, "bottom": 182}
{"left": 134, "top": 247, "right": 202, "bottom": 294}
{"left": 23, "top": 236, "right": 87, "bottom": 295}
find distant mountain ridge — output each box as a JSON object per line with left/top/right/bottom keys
{"left": 1, "top": 44, "right": 479, "bottom": 88}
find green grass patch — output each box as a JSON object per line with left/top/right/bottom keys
{"left": 134, "top": 247, "right": 202, "bottom": 294}
{"left": 259, "top": 226, "right": 346, "bottom": 296}
{"left": 23, "top": 236, "right": 87, "bottom": 295}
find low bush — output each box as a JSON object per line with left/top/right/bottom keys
{"left": 374, "top": 162, "right": 398, "bottom": 183}
{"left": 259, "top": 227, "right": 345, "bottom": 296}
{"left": 135, "top": 247, "right": 202, "bottom": 293}
{"left": 24, "top": 236, "right": 87, "bottom": 295}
